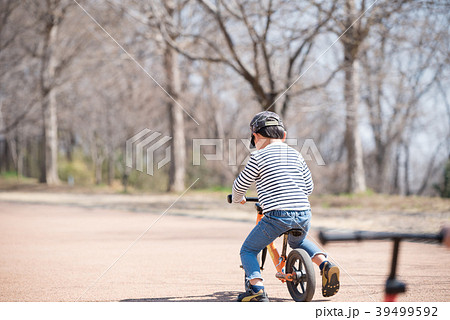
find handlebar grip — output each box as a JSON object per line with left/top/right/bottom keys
{"left": 227, "top": 194, "right": 259, "bottom": 203}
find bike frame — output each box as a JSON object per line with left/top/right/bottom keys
{"left": 245, "top": 196, "right": 296, "bottom": 282}
{"left": 228, "top": 194, "right": 317, "bottom": 301}
{"left": 255, "top": 209, "right": 284, "bottom": 272}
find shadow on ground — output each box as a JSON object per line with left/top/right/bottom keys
{"left": 120, "top": 291, "right": 292, "bottom": 302}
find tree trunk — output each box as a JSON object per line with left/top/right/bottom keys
{"left": 40, "top": 13, "right": 60, "bottom": 185}
{"left": 0, "top": 139, "right": 6, "bottom": 174}
{"left": 265, "top": 92, "right": 278, "bottom": 114}
{"left": 90, "top": 138, "right": 103, "bottom": 186}
{"left": 122, "top": 166, "right": 130, "bottom": 193}
{"left": 65, "top": 130, "right": 75, "bottom": 162}
{"left": 341, "top": 0, "right": 366, "bottom": 193}
{"left": 343, "top": 52, "right": 366, "bottom": 193}
{"left": 164, "top": 43, "right": 186, "bottom": 192}
{"left": 42, "top": 87, "right": 60, "bottom": 184}
{"left": 0, "top": 142, "right": 6, "bottom": 174}
{"left": 404, "top": 143, "right": 411, "bottom": 196}
{"left": 391, "top": 146, "right": 401, "bottom": 194}
{"left": 374, "top": 144, "right": 392, "bottom": 193}
{"left": 95, "top": 159, "right": 103, "bottom": 185}
{"left": 107, "top": 153, "right": 114, "bottom": 186}
{"left": 0, "top": 105, "right": 5, "bottom": 173}
{"left": 39, "top": 131, "right": 46, "bottom": 183}
{"left": 17, "top": 135, "right": 24, "bottom": 177}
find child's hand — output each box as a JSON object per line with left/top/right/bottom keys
{"left": 240, "top": 198, "right": 247, "bottom": 204}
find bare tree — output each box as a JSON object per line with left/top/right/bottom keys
{"left": 0, "top": 1, "right": 42, "bottom": 176}
{"left": 0, "top": 0, "right": 22, "bottom": 173}
{"left": 339, "top": 0, "right": 367, "bottom": 193}
{"left": 151, "top": 0, "right": 338, "bottom": 117}
{"left": 319, "top": 0, "right": 414, "bottom": 193}
{"left": 28, "top": 0, "right": 73, "bottom": 184}
{"left": 360, "top": 1, "right": 448, "bottom": 194}
{"left": 21, "top": 0, "right": 91, "bottom": 184}
{"left": 162, "top": 1, "right": 186, "bottom": 192}
{"left": 2, "top": 0, "right": 448, "bottom": 196}
{"left": 0, "top": 0, "right": 20, "bottom": 52}
{"left": 106, "top": 0, "right": 188, "bottom": 192}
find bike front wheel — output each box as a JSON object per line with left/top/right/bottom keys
{"left": 285, "top": 249, "right": 316, "bottom": 302}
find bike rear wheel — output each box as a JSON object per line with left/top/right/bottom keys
{"left": 286, "top": 249, "right": 315, "bottom": 302}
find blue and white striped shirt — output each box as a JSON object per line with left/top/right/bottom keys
{"left": 232, "top": 142, "right": 313, "bottom": 213}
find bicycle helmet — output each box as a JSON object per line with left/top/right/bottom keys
{"left": 249, "top": 111, "right": 285, "bottom": 148}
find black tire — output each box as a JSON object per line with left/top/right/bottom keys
{"left": 286, "top": 249, "right": 315, "bottom": 302}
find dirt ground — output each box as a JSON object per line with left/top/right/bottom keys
{"left": 0, "top": 192, "right": 449, "bottom": 302}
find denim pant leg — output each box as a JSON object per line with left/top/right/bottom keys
{"left": 240, "top": 216, "right": 283, "bottom": 281}
{"left": 287, "top": 213, "right": 326, "bottom": 258}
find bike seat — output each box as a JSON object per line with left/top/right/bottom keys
{"left": 285, "top": 229, "right": 304, "bottom": 237}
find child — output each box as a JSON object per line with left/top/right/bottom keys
{"left": 232, "top": 111, "right": 340, "bottom": 302}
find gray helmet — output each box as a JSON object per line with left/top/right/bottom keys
{"left": 249, "top": 111, "right": 285, "bottom": 148}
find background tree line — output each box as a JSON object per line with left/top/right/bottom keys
{"left": 0, "top": 0, "right": 449, "bottom": 196}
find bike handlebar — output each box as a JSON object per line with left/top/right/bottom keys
{"left": 319, "top": 230, "right": 444, "bottom": 245}
{"left": 227, "top": 194, "right": 258, "bottom": 204}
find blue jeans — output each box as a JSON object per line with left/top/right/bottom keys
{"left": 240, "top": 209, "right": 325, "bottom": 281}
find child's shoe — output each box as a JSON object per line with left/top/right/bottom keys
{"left": 237, "top": 288, "right": 269, "bottom": 302}
{"left": 321, "top": 261, "right": 340, "bottom": 297}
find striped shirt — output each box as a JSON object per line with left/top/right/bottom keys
{"left": 232, "top": 142, "right": 313, "bottom": 213}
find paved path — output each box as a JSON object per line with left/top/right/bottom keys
{"left": 1, "top": 201, "right": 449, "bottom": 302}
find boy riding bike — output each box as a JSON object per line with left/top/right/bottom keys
{"left": 232, "top": 111, "right": 340, "bottom": 302}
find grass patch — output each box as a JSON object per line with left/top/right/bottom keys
{"left": 0, "top": 171, "right": 37, "bottom": 183}
{"left": 58, "top": 158, "right": 93, "bottom": 186}
{"left": 311, "top": 193, "right": 450, "bottom": 213}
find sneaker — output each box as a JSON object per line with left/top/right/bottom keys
{"left": 321, "top": 262, "right": 340, "bottom": 297}
{"left": 237, "top": 288, "right": 270, "bottom": 302}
